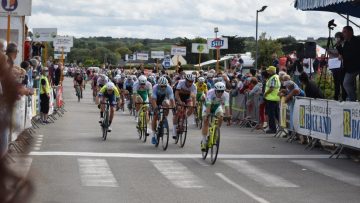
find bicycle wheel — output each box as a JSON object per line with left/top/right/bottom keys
{"left": 201, "top": 139, "right": 209, "bottom": 159}
{"left": 102, "top": 110, "right": 109, "bottom": 141}
{"left": 76, "top": 87, "right": 81, "bottom": 102}
{"left": 141, "top": 113, "right": 147, "bottom": 143}
{"left": 161, "top": 119, "right": 169, "bottom": 151}
{"left": 179, "top": 116, "right": 187, "bottom": 148}
{"left": 137, "top": 116, "right": 143, "bottom": 140}
{"left": 174, "top": 116, "right": 182, "bottom": 144}
{"left": 198, "top": 104, "right": 203, "bottom": 129}
{"left": 210, "top": 127, "right": 220, "bottom": 165}
{"left": 194, "top": 106, "right": 199, "bottom": 128}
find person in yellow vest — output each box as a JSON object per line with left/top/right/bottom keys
{"left": 264, "top": 66, "right": 280, "bottom": 134}
{"left": 40, "top": 67, "right": 51, "bottom": 124}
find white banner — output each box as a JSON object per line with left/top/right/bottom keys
{"left": 0, "top": 0, "right": 32, "bottom": 16}
{"left": 151, "top": 51, "right": 165, "bottom": 59}
{"left": 171, "top": 46, "right": 186, "bottom": 56}
{"left": 136, "top": 53, "right": 149, "bottom": 61}
{"left": 54, "top": 46, "right": 71, "bottom": 53}
{"left": 207, "top": 37, "right": 228, "bottom": 50}
{"left": 54, "top": 36, "right": 74, "bottom": 48}
{"left": 32, "top": 28, "right": 57, "bottom": 42}
{"left": 191, "top": 43, "right": 209, "bottom": 54}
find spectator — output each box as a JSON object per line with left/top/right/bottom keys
{"left": 339, "top": 26, "right": 360, "bottom": 101}
{"left": 299, "top": 72, "right": 324, "bottom": 99}
{"left": 0, "top": 39, "right": 6, "bottom": 53}
{"left": 5, "top": 42, "right": 18, "bottom": 67}
{"left": 53, "top": 64, "right": 61, "bottom": 86}
{"left": 272, "top": 53, "right": 280, "bottom": 73}
{"left": 302, "top": 57, "right": 315, "bottom": 78}
{"left": 40, "top": 67, "right": 51, "bottom": 124}
{"left": 291, "top": 58, "right": 303, "bottom": 86}
{"left": 331, "top": 32, "right": 347, "bottom": 101}
{"left": 279, "top": 80, "right": 305, "bottom": 103}
{"left": 264, "top": 66, "right": 281, "bottom": 134}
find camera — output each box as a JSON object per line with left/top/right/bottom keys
{"left": 328, "top": 19, "right": 337, "bottom": 30}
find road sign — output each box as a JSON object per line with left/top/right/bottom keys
{"left": 54, "top": 36, "right": 74, "bottom": 48}
{"left": 136, "top": 53, "right": 149, "bottom": 61}
{"left": 33, "top": 28, "right": 57, "bottom": 42}
{"left": 0, "top": 0, "right": 31, "bottom": 16}
{"left": 207, "top": 37, "right": 228, "bottom": 50}
{"left": 151, "top": 51, "right": 165, "bottom": 59}
{"left": 191, "top": 43, "right": 209, "bottom": 54}
{"left": 171, "top": 46, "right": 186, "bottom": 56}
{"left": 163, "top": 56, "right": 172, "bottom": 69}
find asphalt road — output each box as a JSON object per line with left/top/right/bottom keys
{"left": 10, "top": 78, "right": 360, "bottom": 203}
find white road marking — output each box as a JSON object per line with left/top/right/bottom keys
{"left": 29, "top": 151, "right": 332, "bottom": 159}
{"left": 224, "top": 160, "right": 298, "bottom": 188}
{"left": 192, "top": 158, "right": 210, "bottom": 167}
{"left": 36, "top": 135, "right": 44, "bottom": 138}
{"left": 292, "top": 160, "right": 360, "bottom": 186}
{"left": 151, "top": 160, "right": 203, "bottom": 188}
{"left": 34, "top": 144, "right": 42, "bottom": 147}
{"left": 32, "top": 147, "right": 41, "bottom": 151}
{"left": 9, "top": 157, "right": 33, "bottom": 178}
{"left": 216, "top": 173, "right": 270, "bottom": 203}
{"left": 78, "top": 158, "right": 118, "bottom": 187}
{"left": 35, "top": 140, "right": 43, "bottom": 144}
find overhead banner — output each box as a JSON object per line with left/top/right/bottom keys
{"left": 207, "top": 37, "right": 228, "bottom": 50}
{"left": 171, "top": 46, "right": 186, "bottom": 56}
{"left": 54, "top": 46, "right": 71, "bottom": 53}
{"left": 0, "top": 0, "right": 32, "bottom": 16}
{"left": 32, "top": 28, "right": 57, "bottom": 42}
{"left": 53, "top": 36, "right": 74, "bottom": 48}
{"left": 151, "top": 51, "right": 165, "bottom": 59}
{"left": 191, "top": 43, "right": 209, "bottom": 54}
{"left": 136, "top": 53, "right": 149, "bottom": 61}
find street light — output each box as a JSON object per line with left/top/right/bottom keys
{"left": 255, "top": 5, "right": 267, "bottom": 70}
{"left": 214, "top": 27, "right": 219, "bottom": 38}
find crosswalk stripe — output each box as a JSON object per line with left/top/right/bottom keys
{"left": 291, "top": 160, "right": 360, "bottom": 186}
{"left": 151, "top": 160, "right": 204, "bottom": 188}
{"left": 78, "top": 158, "right": 118, "bottom": 187}
{"left": 224, "top": 160, "right": 298, "bottom": 188}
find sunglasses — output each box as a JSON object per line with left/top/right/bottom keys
{"left": 216, "top": 90, "right": 225, "bottom": 94}
{"left": 140, "top": 83, "right": 146, "bottom": 86}
{"left": 186, "top": 80, "right": 194, "bottom": 84}
{"left": 160, "top": 85, "right": 167, "bottom": 88}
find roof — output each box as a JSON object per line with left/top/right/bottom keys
{"left": 294, "top": 0, "right": 360, "bottom": 18}
{"left": 194, "top": 56, "right": 233, "bottom": 67}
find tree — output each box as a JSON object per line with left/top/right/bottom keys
{"left": 115, "top": 47, "right": 132, "bottom": 59}
{"left": 252, "top": 33, "right": 283, "bottom": 69}
{"left": 130, "top": 42, "right": 145, "bottom": 52}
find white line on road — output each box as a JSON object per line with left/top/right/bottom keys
{"left": 292, "top": 160, "right": 360, "bottom": 186}
{"left": 192, "top": 158, "right": 210, "bottom": 167}
{"left": 151, "top": 160, "right": 203, "bottom": 188}
{"left": 78, "top": 158, "right": 119, "bottom": 187}
{"left": 216, "top": 173, "right": 270, "bottom": 203}
{"left": 29, "top": 151, "right": 332, "bottom": 159}
{"left": 224, "top": 160, "right": 298, "bottom": 188}
{"left": 32, "top": 147, "right": 41, "bottom": 151}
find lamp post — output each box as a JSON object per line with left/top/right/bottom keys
{"left": 214, "top": 27, "right": 219, "bottom": 72}
{"left": 255, "top": 5, "right": 267, "bottom": 70}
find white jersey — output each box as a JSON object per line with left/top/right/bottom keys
{"left": 176, "top": 80, "right": 197, "bottom": 95}
{"left": 205, "top": 89, "right": 230, "bottom": 107}
{"left": 97, "top": 76, "right": 109, "bottom": 86}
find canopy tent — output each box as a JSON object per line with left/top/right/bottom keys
{"left": 295, "top": 0, "right": 360, "bottom": 18}
{"left": 194, "top": 56, "right": 233, "bottom": 67}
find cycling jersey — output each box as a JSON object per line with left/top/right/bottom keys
{"left": 97, "top": 77, "right": 109, "bottom": 87}
{"left": 205, "top": 89, "right": 230, "bottom": 114}
{"left": 133, "top": 81, "right": 152, "bottom": 102}
{"left": 125, "top": 79, "right": 134, "bottom": 94}
{"left": 195, "top": 82, "right": 208, "bottom": 101}
{"left": 176, "top": 80, "right": 197, "bottom": 102}
{"left": 98, "top": 85, "right": 120, "bottom": 106}
{"left": 152, "top": 84, "right": 174, "bottom": 105}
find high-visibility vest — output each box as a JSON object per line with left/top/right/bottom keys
{"left": 265, "top": 74, "right": 280, "bottom": 101}
{"left": 40, "top": 75, "right": 50, "bottom": 94}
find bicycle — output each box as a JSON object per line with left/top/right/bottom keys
{"left": 154, "top": 107, "right": 174, "bottom": 151}
{"left": 195, "top": 101, "right": 203, "bottom": 129}
{"left": 174, "top": 104, "right": 192, "bottom": 148}
{"left": 74, "top": 85, "right": 82, "bottom": 102}
{"left": 201, "top": 115, "right": 228, "bottom": 165}
{"left": 101, "top": 100, "right": 111, "bottom": 141}
{"left": 136, "top": 102, "right": 150, "bottom": 142}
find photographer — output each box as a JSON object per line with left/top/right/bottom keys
{"left": 331, "top": 32, "right": 347, "bottom": 101}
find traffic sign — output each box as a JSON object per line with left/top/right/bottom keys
{"left": 163, "top": 56, "right": 172, "bottom": 69}
{"left": 0, "top": 0, "right": 31, "bottom": 16}
{"left": 1, "top": 0, "right": 18, "bottom": 12}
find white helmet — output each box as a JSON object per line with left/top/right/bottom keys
{"left": 138, "top": 75, "right": 147, "bottom": 84}
{"left": 198, "top": 77, "right": 205, "bottom": 83}
{"left": 185, "top": 74, "right": 195, "bottom": 81}
{"left": 214, "top": 82, "right": 226, "bottom": 91}
{"left": 106, "top": 82, "right": 115, "bottom": 90}
{"left": 158, "top": 77, "right": 168, "bottom": 85}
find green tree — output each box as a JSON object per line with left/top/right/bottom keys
{"left": 115, "top": 47, "right": 132, "bottom": 59}
{"left": 252, "top": 33, "right": 283, "bottom": 69}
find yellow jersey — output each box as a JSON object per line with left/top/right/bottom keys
{"left": 195, "top": 82, "right": 208, "bottom": 94}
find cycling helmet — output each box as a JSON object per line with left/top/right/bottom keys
{"left": 198, "top": 77, "right": 205, "bottom": 83}
{"left": 214, "top": 82, "right": 226, "bottom": 91}
{"left": 158, "top": 77, "right": 168, "bottom": 85}
{"left": 121, "top": 73, "right": 126, "bottom": 78}
{"left": 138, "top": 75, "right": 147, "bottom": 84}
{"left": 185, "top": 74, "right": 195, "bottom": 81}
{"left": 106, "top": 82, "right": 115, "bottom": 90}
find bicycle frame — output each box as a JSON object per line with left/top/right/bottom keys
{"left": 208, "top": 115, "right": 219, "bottom": 147}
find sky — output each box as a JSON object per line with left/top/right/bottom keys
{"left": 28, "top": 0, "right": 359, "bottom": 40}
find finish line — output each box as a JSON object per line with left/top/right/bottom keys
{"left": 29, "top": 151, "right": 334, "bottom": 159}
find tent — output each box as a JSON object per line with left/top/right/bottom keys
{"left": 294, "top": 0, "right": 360, "bottom": 19}
{"left": 194, "top": 56, "right": 233, "bottom": 68}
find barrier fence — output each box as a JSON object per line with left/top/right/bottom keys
{"left": 231, "top": 92, "right": 360, "bottom": 157}
{"left": 4, "top": 85, "right": 65, "bottom": 156}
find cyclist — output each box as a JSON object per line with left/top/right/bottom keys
{"left": 201, "top": 82, "right": 230, "bottom": 151}
{"left": 150, "top": 77, "right": 175, "bottom": 144}
{"left": 73, "top": 72, "right": 84, "bottom": 99}
{"left": 173, "top": 74, "right": 197, "bottom": 139}
{"left": 133, "top": 75, "right": 152, "bottom": 122}
{"left": 98, "top": 82, "right": 120, "bottom": 132}
{"left": 195, "top": 76, "right": 208, "bottom": 103}
{"left": 124, "top": 75, "right": 135, "bottom": 112}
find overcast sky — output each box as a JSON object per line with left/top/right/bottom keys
{"left": 28, "top": 0, "right": 359, "bottom": 40}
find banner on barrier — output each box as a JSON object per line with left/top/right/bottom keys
{"left": 280, "top": 98, "right": 287, "bottom": 128}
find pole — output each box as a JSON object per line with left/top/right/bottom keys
{"left": 216, "top": 48, "right": 220, "bottom": 73}
{"left": 44, "top": 42, "right": 48, "bottom": 65}
{"left": 61, "top": 47, "right": 64, "bottom": 65}
{"left": 198, "top": 53, "right": 201, "bottom": 71}
{"left": 176, "top": 55, "right": 179, "bottom": 73}
{"left": 156, "top": 58, "right": 159, "bottom": 74}
{"left": 347, "top": 14, "right": 349, "bottom": 26}
{"left": 6, "top": 12, "right": 11, "bottom": 43}
{"left": 255, "top": 10, "right": 259, "bottom": 70}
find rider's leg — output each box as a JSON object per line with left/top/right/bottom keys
{"left": 172, "top": 105, "right": 180, "bottom": 138}
{"left": 186, "top": 100, "right": 194, "bottom": 117}
{"left": 215, "top": 107, "right": 224, "bottom": 128}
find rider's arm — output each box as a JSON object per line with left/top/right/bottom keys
{"left": 224, "top": 93, "right": 231, "bottom": 117}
